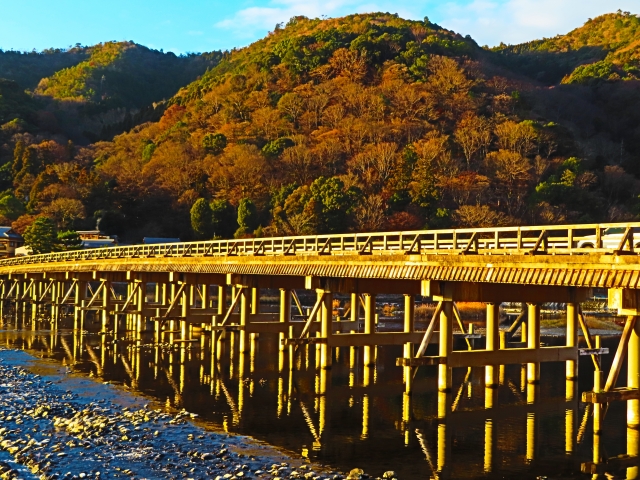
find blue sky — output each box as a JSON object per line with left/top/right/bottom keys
{"left": 0, "top": 0, "right": 637, "bottom": 54}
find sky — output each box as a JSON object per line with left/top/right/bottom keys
{"left": 0, "top": 0, "right": 638, "bottom": 54}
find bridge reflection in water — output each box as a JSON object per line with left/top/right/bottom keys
{"left": 2, "top": 223, "right": 640, "bottom": 477}
{"left": 0, "top": 325, "right": 635, "bottom": 479}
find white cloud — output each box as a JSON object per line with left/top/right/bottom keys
{"left": 210, "top": 0, "right": 637, "bottom": 49}
{"left": 437, "top": 0, "right": 640, "bottom": 46}
{"left": 214, "top": 0, "right": 422, "bottom": 41}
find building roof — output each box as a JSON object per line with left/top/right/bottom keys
{"left": 82, "top": 239, "right": 116, "bottom": 248}
{"left": 0, "top": 227, "right": 22, "bottom": 240}
{"left": 143, "top": 237, "right": 181, "bottom": 244}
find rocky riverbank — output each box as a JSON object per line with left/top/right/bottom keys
{"left": 0, "top": 349, "right": 370, "bottom": 480}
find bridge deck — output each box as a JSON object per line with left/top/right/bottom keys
{"left": 1, "top": 223, "right": 640, "bottom": 289}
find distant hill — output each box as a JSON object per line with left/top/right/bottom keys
{"left": 36, "top": 41, "right": 223, "bottom": 109}
{"left": 174, "top": 14, "right": 479, "bottom": 103}
{"left": 0, "top": 46, "right": 88, "bottom": 90}
{"left": 0, "top": 42, "right": 222, "bottom": 142}
{"left": 493, "top": 11, "right": 640, "bottom": 84}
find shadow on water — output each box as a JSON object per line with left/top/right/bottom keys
{"left": 0, "top": 316, "right": 634, "bottom": 479}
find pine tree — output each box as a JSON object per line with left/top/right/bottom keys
{"left": 190, "top": 198, "right": 213, "bottom": 239}
{"left": 235, "top": 198, "right": 258, "bottom": 238}
{"left": 23, "top": 217, "right": 58, "bottom": 254}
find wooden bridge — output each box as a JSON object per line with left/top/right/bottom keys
{"left": 1, "top": 222, "right": 640, "bottom": 476}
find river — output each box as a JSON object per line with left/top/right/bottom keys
{"left": 0, "top": 314, "right": 632, "bottom": 479}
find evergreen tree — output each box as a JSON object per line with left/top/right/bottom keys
{"left": 202, "top": 133, "right": 227, "bottom": 155}
{"left": 0, "top": 194, "right": 25, "bottom": 220}
{"left": 235, "top": 198, "right": 258, "bottom": 238}
{"left": 190, "top": 198, "right": 213, "bottom": 239}
{"left": 210, "top": 199, "right": 237, "bottom": 238}
{"left": 23, "top": 217, "right": 58, "bottom": 254}
{"left": 57, "top": 230, "right": 83, "bottom": 250}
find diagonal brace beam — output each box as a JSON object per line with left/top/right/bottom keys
{"left": 604, "top": 315, "right": 637, "bottom": 391}
{"left": 85, "top": 280, "right": 107, "bottom": 308}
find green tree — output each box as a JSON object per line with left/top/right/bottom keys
{"left": 0, "top": 194, "right": 25, "bottom": 220}
{"left": 262, "top": 138, "right": 294, "bottom": 159}
{"left": 210, "top": 199, "right": 237, "bottom": 238}
{"left": 202, "top": 133, "right": 227, "bottom": 155}
{"left": 310, "top": 177, "right": 360, "bottom": 233}
{"left": 235, "top": 198, "right": 258, "bottom": 237}
{"left": 142, "top": 142, "right": 156, "bottom": 162}
{"left": 11, "top": 140, "right": 24, "bottom": 179}
{"left": 190, "top": 198, "right": 214, "bottom": 239}
{"left": 24, "top": 217, "right": 58, "bottom": 254}
{"left": 57, "top": 230, "right": 83, "bottom": 250}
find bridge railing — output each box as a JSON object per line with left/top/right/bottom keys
{"left": 2, "top": 222, "right": 640, "bottom": 267}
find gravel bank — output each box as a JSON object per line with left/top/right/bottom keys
{"left": 0, "top": 349, "right": 357, "bottom": 480}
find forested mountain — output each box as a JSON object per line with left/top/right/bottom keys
{"left": 0, "top": 42, "right": 222, "bottom": 143}
{"left": 1, "top": 11, "right": 639, "bottom": 247}
{"left": 494, "top": 10, "right": 640, "bottom": 84}
{"left": 0, "top": 46, "right": 89, "bottom": 90}
{"left": 35, "top": 41, "right": 223, "bottom": 108}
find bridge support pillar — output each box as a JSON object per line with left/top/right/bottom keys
{"left": 0, "top": 280, "right": 4, "bottom": 320}
{"left": 180, "top": 283, "right": 191, "bottom": 343}
{"left": 404, "top": 294, "right": 414, "bottom": 394}
{"left": 30, "top": 280, "right": 39, "bottom": 328}
{"left": 238, "top": 286, "right": 250, "bottom": 354}
{"left": 74, "top": 281, "right": 87, "bottom": 331}
{"left": 30, "top": 280, "right": 39, "bottom": 326}
{"left": 251, "top": 287, "right": 260, "bottom": 314}
{"left": 50, "top": 281, "right": 60, "bottom": 330}
{"left": 485, "top": 303, "right": 500, "bottom": 389}
{"left": 628, "top": 316, "right": 640, "bottom": 479}
{"left": 438, "top": 301, "right": 453, "bottom": 392}
{"left": 137, "top": 282, "right": 147, "bottom": 341}
{"left": 101, "top": 281, "right": 111, "bottom": 334}
{"left": 217, "top": 285, "right": 226, "bottom": 315}
{"left": 320, "top": 290, "right": 332, "bottom": 370}
{"left": 566, "top": 302, "right": 578, "bottom": 401}
{"left": 527, "top": 303, "right": 540, "bottom": 384}
{"left": 521, "top": 304, "right": 527, "bottom": 344}
{"left": 279, "top": 289, "right": 291, "bottom": 352}
{"left": 363, "top": 294, "right": 375, "bottom": 366}
{"left": 437, "top": 389, "right": 452, "bottom": 476}
{"left": 350, "top": 292, "right": 358, "bottom": 325}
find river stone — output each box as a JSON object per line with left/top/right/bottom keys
{"left": 347, "top": 469, "right": 364, "bottom": 480}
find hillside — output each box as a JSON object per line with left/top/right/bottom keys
{"left": 0, "top": 42, "right": 222, "bottom": 144}
{"left": 35, "top": 41, "right": 223, "bottom": 108}
{"left": 494, "top": 11, "right": 640, "bottom": 84}
{"left": 0, "top": 12, "right": 639, "bottom": 247}
{"left": 0, "top": 46, "right": 89, "bottom": 90}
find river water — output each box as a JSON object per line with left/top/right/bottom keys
{"left": 0, "top": 320, "right": 632, "bottom": 479}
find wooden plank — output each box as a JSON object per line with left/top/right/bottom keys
{"left": 582, "top": 387, "right": 640, "bottom": 403}
{"left": 579, "top": 348, "right": 609, "bottom": 356}
{"left": 582, "top": 454, "right": 639, "bottom": 474}
{"left": 283, "top": 337, "right": 327, "bottom": 346}
{"left": 398, "top": 346, "right": 577, "bottom": 368}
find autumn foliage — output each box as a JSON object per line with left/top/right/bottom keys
{"left": 0, "top": 12, "right": 640, "bottom": 242}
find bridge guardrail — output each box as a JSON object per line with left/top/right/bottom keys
{"left": 2, "top": 222, "right": 640, "bottom": 267}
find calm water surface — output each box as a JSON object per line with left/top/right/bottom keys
{"left": 0, "top": 320, "right": 632, "bottom": 479}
